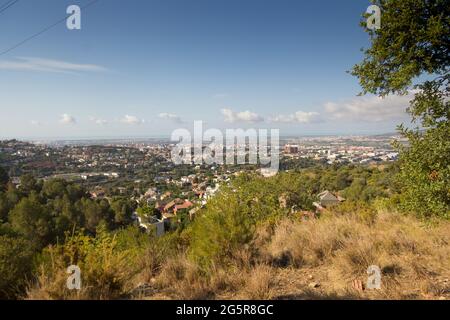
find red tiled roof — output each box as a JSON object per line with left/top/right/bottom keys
{"left": 175, "top": 200, "right": 194, "bottom": 210}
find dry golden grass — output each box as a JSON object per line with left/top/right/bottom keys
{"left": 27, "top": 211, "right": 450, "bottom": 300}
{"left": 262, "top": 214, "right": 357, "bottom": 267}
{"left": 239, "top": 264, "right": 276, "bottom": 300}
{"left": 153, "top": 256, "right": 215, "bottom": 299}
{"left": 149, "top": 260, "right": 277, "bottom": 300}
{"left": 261, "top": 212, "right": 450, "bottom": 300}
{"left": 146, "top": 211, "right": 449, "bottom": 300}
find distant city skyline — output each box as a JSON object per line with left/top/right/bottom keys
{"left": 1, "top": 0, "right": 413, "bottom": 139}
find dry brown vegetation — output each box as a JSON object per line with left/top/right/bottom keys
{"left": 26, "top": 211, "right": 450, "bottom": 300}
{"left": 137, "top": 211, "right": 450, "bottom": 300}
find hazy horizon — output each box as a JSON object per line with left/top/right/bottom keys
{"left": 0, "top": 130, "right": 402, "bottom": 142}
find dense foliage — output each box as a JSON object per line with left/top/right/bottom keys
{"left": 187, "top": 166, "right": 396, "bottom": 267}
{"left": 353, "top": 0, "right": 449, "bottom": 218}
{"left": 0, "top": 163, "right": 397, "bottom": 298}
{"left": 0, "top": 170, "right": 136, "bottom": 299}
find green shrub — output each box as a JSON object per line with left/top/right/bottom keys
{"left": 0, "top": 235, "right": 35, "bottom": 299}
{"left": 29, "top": 226, "right": 145, "bottom": 300}
{"left": 188, "top": 191, "right": 255, "bottom": 267}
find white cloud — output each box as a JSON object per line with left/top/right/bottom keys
{"left": 324, "top": 94, "right": 412, "bottom": 122}
{"left": 0, "top": 57, "right": 108, "bottom": 73}
{"left": 121, "top": 115, "right": 144, "bottom": 125}
{"left": 89, "top": 117, "right": 108, "bottom": 125}
{"left": 60, "top": 114, "right": 76, "bottom": 125}
{"left": 270, "top": 111, "right": 322, "bottom": 124}
{"left": 221, "top": 108, "right": 264, "bottom": 123}
{"left": 158, "top": 113, "right": 183, "bottom": 124}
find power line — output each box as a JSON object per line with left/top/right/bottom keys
{"left": 0, "top": 0, "right": 19, "bottom": 15}
{"left": 0, "top": 0, "right": 12, "bottom": 9}
{"left": 0, "top": 0, "right": 15, "bottom": 10}
{"left": 0, "top": 0, "right": 99, "bottom": 57}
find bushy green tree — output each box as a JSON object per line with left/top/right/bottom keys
{"left": 188, "top": 190, "right": 255, "bottom": 267}
{"left": 0, "top": 167, "right": 9, "bottom": 190}
{"left": 9, "top": 197, "right": 54, "bottom": 249}
{"left": 0, "top": 193, "right": 11, "bottom": 222}
{"left": 77, "top": 198, "right": 110, "bottom": 234}
{"left": 41, "top": 179, "right": 67, "bottom": 199}
{"left": 19, "top": 174, "right": 40, "bottom": 194}
{"left": 352, "top": 0, "right": 449, "bottom": 218}
{"left": 111, "top": 198, "right": 135, "bottom": 227}
{"left": 0, "top": 235, "right": 35, "bottom": 299}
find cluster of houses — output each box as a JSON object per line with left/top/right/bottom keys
{"left": 156, "top": 198, "right": 195, "bottom": 218}
{"left": 133, "top": 196, "right": 198, "bottom": 237}
{"left": 134, "top": 183, "right": 348, "bottom": 237}
{"left": 133, "top": 182, "right": 221, "bottom": 237}
{"left": 283, "top": 143, "right": 399, "bottom": 165}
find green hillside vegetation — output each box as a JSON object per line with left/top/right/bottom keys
{"left": 1, "top": 163, "right": 449, "bottom": 300}
{"left": 0, "top": 173, "right": 137, "bottom": 299}
{"left": 10, "top": 167, "right": 446, "bottom": 300}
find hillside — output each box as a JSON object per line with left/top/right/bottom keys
{"left": 19, "top": 169, "right": 449, "bottom": 300}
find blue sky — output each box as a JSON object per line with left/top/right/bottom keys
{"left": 0, "top": 0, "right": 412, "bottom": 139}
